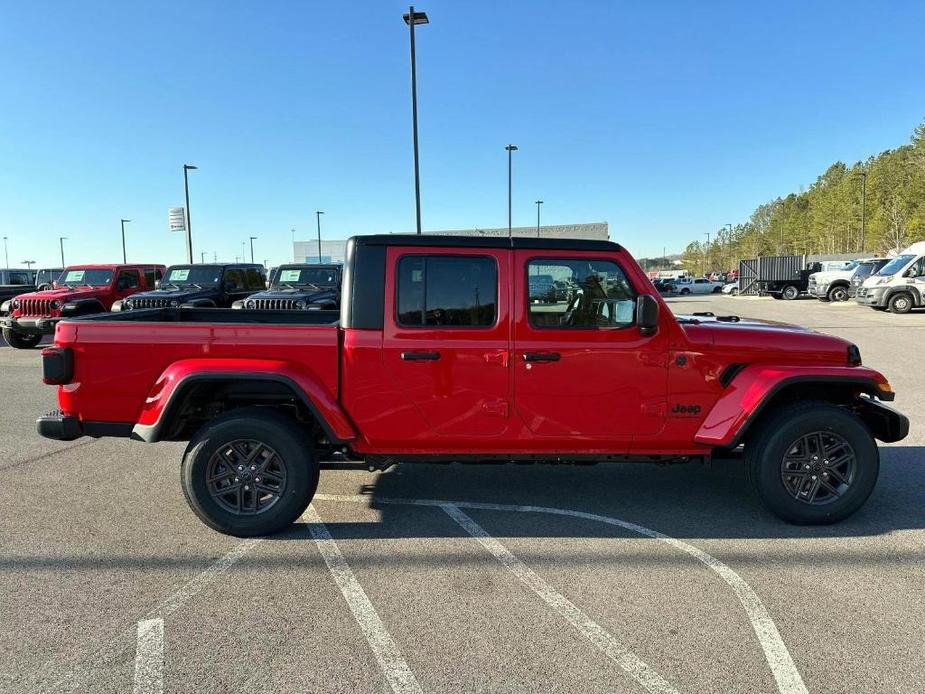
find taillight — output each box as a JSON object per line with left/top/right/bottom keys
{"left": 41, "top": 347, "right": 73, "bottom": 385}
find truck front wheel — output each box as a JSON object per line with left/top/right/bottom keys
{"left": 888, "top": 292, "right": 914, "bottom": 314}
{"left": 746, "top": 402, "right": 878, "bottom": 524}
{"left": 181, "top": 408, "right": 319, "bottom": 537}
{"left": 2, "top": 327, "right": 41, "bottom": 349}
{"left": 827, "top": 285, "right": 849, "bottom": 302}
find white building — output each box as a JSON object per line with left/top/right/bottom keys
{"left": 292, "top": 222, "right": 609, "bottom": 264}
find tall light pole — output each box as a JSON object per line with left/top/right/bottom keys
{"left": 315, "top": 211, "right": 325, "bottom": 262}
{"left": 535, "top": 200, "right": 543, "bottom": 237}
{"left": 704, "top": 232, "right": 711, "bottom": 274}
{"left": 183, "top": 164, "right": 197, "bottom": 263}
{"left": 200, "top": 251, "right": 207, "bottom": 263}
{"left": 59, "top": 237, "right": 67, "bottom": 266}
{"left": 723, "top": 223, "right": 733, "bottom": 269}
{"left": 859, "top": 171, "right": 867, "bottom": 252}
{"left": 778, "top": 219, "right": 784, "bottom": 254}
{"left": 505, "top": 144, "right": 518, "bottom": 237}
{"left": 403, "top": 6, "right": 429, "bottom": 235}
{"left": 120, "top": 219, "right": 131, "bottom": 263}
{"left": 249, "top": 236, "right": 257, "bottom": 263}
{"left": 291, "top": 227, "right": 296, "bottom": 262}
{"left": 2, "top": 236, "right": 8, "bottom": 269}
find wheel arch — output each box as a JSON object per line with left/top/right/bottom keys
{"left": 695, "top": 367, "right": 900, "bottom": 449}
{"left": 132, "top": 367, "right": 356, "bottom": 445}
{"left": 885, "top": 286, "right": 920, "bottom": 305}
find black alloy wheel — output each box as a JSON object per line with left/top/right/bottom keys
{"left": 780, "top": 431, "right": 856, "bottom": 505}
{"left": 206, "top": 439, "right": 288, "bottom": 515}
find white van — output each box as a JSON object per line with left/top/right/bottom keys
{"left": 856, "top": 241, "right": 925, "bottom": 313}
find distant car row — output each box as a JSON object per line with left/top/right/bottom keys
{"left": 0, "top": 262, "right": 341, "bottom": 348}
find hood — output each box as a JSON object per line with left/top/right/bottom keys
{"left": 678, "top": 314, "right": 851, "bottom": 362}
{"left": 253, "top": 286, "right": 339, "bottom": 302}
{"left": 18, "top": 286, "right": 108, "bottom": 301}
{"left": 128, "top": 287, "right": 217, "bottom": 301}
{"left": 810, "top": 269, "right": 854, "bottom": 283}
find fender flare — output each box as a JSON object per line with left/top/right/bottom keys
{"left": 884, "top": 286, "right": 921, "bottom": 305}
{"left": 694, "top": 365, "right": 894, "bottom": 448}
{"left": 131, "top": 359, "right": 357, "bottom": 444}
{"left": 62, "top": 298, "right": 106, "bottom": 315}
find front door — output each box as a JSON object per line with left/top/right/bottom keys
{"left": 382, "top": 247, "right": 511, "bottom": 438}
{"left": 512, "top": 250, "right": 669, "bottom": 448}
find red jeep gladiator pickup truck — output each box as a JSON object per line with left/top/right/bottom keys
{"left": 2, "top": 263, "right": 165, "bottom": 348}
{"left": 36, "top": 235, "right": 907, "bottom": 535}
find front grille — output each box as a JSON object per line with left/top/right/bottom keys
{"left": 250, "top": 298, "right": 301, "bottom": 310}
{"left": 807, "top": 277, "right": 817, "bottom": 290}
{"left": 130, "top": 298, "right": 173, "bottom": 309}
{"left": 18, "top": 298, "right": 54, "bottom": 316}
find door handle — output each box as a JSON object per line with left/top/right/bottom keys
{"left": 401, "top": 351, "right": 441, "bottom": 361}
{"left": 523, "top": 352, "right": 561, "bottom": 362}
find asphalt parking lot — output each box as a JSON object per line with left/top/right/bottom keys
{"left": 1, "top": 295, "right": 923, "bottom": 694}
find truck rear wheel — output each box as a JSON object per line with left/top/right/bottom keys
{"left": 746, "top": 402, "right": 878, "bottom": 524}
{"left": 181, "top": 408, "right": 319, "bottom": 537}
{"left": 2, "top": 328, "right": 41, "bottom": 349}
{"left": 888, "top": 292, "right": 914, "bottom": 314}
{"left": 781, "top": 285, "right": 799, "bottom": 300}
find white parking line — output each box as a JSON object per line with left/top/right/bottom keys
{"left": 315, "top": 493, "right": 808, "bottom": 694}
{"left": 304, "top": 503, "right": 423, "bottom": 694}
{"left": 39, "top": 537, "right": 263, "bottom": 694}
{"left": 132, "top": 619, "right": 164, "bottom": 694}
{"left": 442, "top": 503, "right": 679, "bottom": 694}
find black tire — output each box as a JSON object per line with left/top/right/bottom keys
{"left": 746, "top": 401, "right": 879, "bottom": 524}
{"left": 888, "top": 292, "right": 914, "bottom": 314}
{"left": 827, "top": 285, "right": 849, "bottom": 302}
{"left": 781, "top": 285, "right": 800, "bottom": 301}
{"left": 2, "top": 327, "right": 41, "bottom": 349}
{"left": 712, "top": 286, "right": 722, "bottom": 293}
{"left": 181, "top": 407, "right": 319, "bottom": 537}
{"left": 680, "top": 288, "right": 691, "bottom": 295}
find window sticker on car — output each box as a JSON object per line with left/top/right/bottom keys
{"left": 279, "top": 270, "right": 301, "bottom": 282}
{"left": 169, "top": 269, "right": 190, "bottom": 281}
{"left": 64, "top": 270, "right": 85, "bottom": 282}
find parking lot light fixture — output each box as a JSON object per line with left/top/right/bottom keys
{"left": 506, "top": 145, "right": 518, "bottom": 237}
{"left": 403, "top": 6, "right": 429, "bottom": 235}
{"left": 316, "top": 211, "right": 324, "bottom": 262}
{"left": 183, "top": 164, "right": 197, "bottom": 263}
{"left": 120, "top": 219, "right": 131, "bottom": 263}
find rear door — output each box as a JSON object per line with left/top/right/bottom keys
{"left": 512, "top": 250, "right": 669, "bottom": 446}
{"left": 382, "top": 247, "right": 511, "bottom": 437}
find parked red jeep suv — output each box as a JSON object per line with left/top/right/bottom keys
{"left": 36, "top": 236, "right": 907, "bottom": 535}
{"left": 2, "top": 263, "right": 164, "bottom": 348}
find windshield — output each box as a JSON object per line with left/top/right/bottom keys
{"left": 273, "top": 267, "right": 339, "bottom": 287}
{"left": 59, "top": 269, "right": 113, "bottom": 286}
{"left": 162, "top": 266, "right": 223, "bottom": 287}
{"left": 875, "top": 255, "right": 915, "bottom": 277}
{"left": 854, "top": 262, "right": 883, "bottom": 281}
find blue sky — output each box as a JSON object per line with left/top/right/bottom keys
{"left": 1, "top": 0, "right": 923, "bottom": 268}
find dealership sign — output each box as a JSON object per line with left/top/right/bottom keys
{"left": 168, "top": 207, "right": 186, "bottom": 232}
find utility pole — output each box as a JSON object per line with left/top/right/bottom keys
{"left": 59, "top": 237, "right": 67, "bottom": 266}
{"left": 316, "top": 211, "right": 324, "bottom": 262}
{"left": 120, "top": 219, "right": 131, "bottom": 263}
{"left": 403, "top": 6, "right": 429, "bottom": 234}
{"left": 183, "top": 164, "right": 197, "bottom": 263}
{"left": 535, "top": 200, "right": 543, "bottom": 237}
{"left": 505, "top": 144, "right": 518, "bottom": 237}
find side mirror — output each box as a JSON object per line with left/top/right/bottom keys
{"left": 637, "top": 294, "right": 659, "bottom": 336}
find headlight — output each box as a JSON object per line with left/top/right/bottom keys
{"left": 123, "top": 299, "right": 133, "bottom": 309}
{"left": 246, "top": 299, "right": 255, "bottom": 309}
{"left": 875, "top": 276, "right": 892, "bottom": 285}
{"left": 11, "top": 299, "right": 20, "bottom": 309}
{"left": 294, "top": 300, "right": 306, "bottom": 310}
{"left": 170, "top": 300, "right": 180, "bottom": 307}
{"left": 50, "top": 300, "right": 60, "bottom": 310}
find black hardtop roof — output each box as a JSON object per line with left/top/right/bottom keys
{"left": 166, "top": 263, "right": 264, "bottom": 269}
{"left": 350, "top": 234, "right": 622, "bottom": 253}
{"left": 278, "top": 263, "right": 342, "bottom": 269}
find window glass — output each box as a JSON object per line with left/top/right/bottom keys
{"left": 224, "top": 269, "right": 245, "bottom": 291}
{"left": 61, "top": 269, "right": 113, "bottom": 286}
{"left": 527, "top": 258, "right": 636, "bottom": 328}
{"left": 397, "top": 255, "right": 497, "bottom": 327}
{"left": 245, "top": 268, "right": 265, "bottom": 289}
{"left": 274, "top": 266, "right": 340, "bottom": 287}
{"left": 144, "top": 269, "right": 156, "bottom": 287}
{"left": 117, "top": 270, "right": 140, "bottom": 289}
{"left": 9, "top": 271, "right": 30, "bottom": 285}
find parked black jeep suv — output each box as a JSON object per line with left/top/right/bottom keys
{"left": 114, "top": 264, "right": 266, "bottom": 311}
{"left": 233, "top": 264, "right": 341, "bottom": 311}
